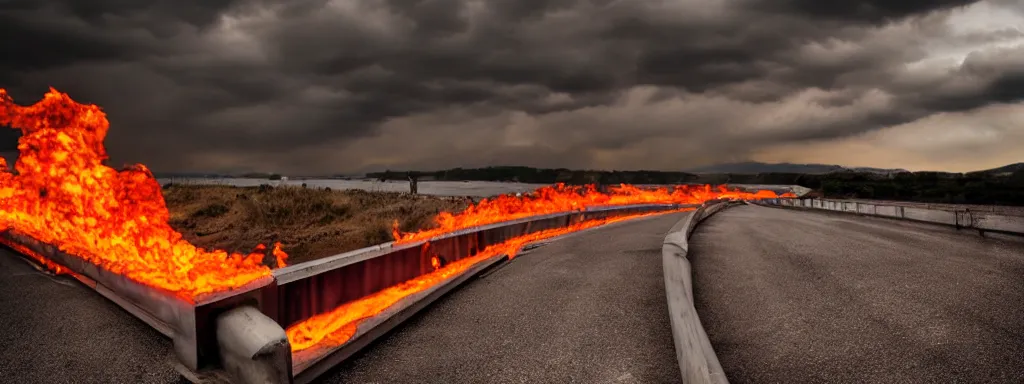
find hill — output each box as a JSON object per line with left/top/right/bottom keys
{"left": 686, "top": 169, "right": 1024, "bottom": 206}
{"left": 686, "top": 161, "right": 907, "bottom": 175}
{"left": 970, "top": 162, "right": 1024, "bottom": 175}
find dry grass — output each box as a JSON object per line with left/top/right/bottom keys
{"left": 162, "top": 184, "right": 468, "bottom": 265}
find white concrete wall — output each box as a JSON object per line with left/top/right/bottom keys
{"left": 843, "top": 202, "right": 858, "bottom": 213}
{"left": 857, "top": 204, "right": 874, "bottom": 215}
{"left": 902, "top": 207, "right": 957, "bottom": 225}
{"left": 874, "top": 205, "right": 900, "bottom": 217}
{"left": 974, "top": 213, "right": 1024, "bottom": 234}
{"left": 765, "top": 198, "right": 1024, "bottom": 236}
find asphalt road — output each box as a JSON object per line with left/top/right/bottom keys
{"left": 319, "top": 212, "right": 687, "bottom": 384}
{"left": 690, "top": 205, "right": 1024, "bottom": 383}
{"left": 0, "top": 247, "right": 180, "bottom": 384}
{"left": 0, "top": 212, "right": 686, "bottom": 383}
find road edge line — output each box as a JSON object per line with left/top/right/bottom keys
{"left": 662, "top": 200, "right": 735, "bottom": 384}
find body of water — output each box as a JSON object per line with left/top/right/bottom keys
{"left": 158, "top": 177, "right": 810, "bottom": 198}
{"left": 157, "top": 178, "right": 549, "bottom": 197}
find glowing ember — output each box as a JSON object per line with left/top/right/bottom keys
{"left": 0, "top": 88, "right": 285, "bottom": 300}
{"left": 286, "top": 209, "right": 688, "bottom": 352}
{"left": 393, "top": 183, "right": 793, "bottom": 243}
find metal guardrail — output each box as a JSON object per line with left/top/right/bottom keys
{"left": 0, "top": 230, "right": 272, "bottom": 373}
{"left": 1, "top": 202, "right": 693, "bottom": 383}
{"left": 758, "top": 198, "right": 1024, "bottom": 236}
{"left": 270, "top": 203, "right": 687, "bottom": 332}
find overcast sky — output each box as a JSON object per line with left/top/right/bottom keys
{"left": 2, "top": 0, "right": 1023, "bottom": 174}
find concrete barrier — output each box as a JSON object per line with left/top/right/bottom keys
{"left": 875, "top": 205, "right": 899, "bottom": 217}
{"left": 662, "top": 201, "right": 733, "bottom": 384}
{"left": 974, "top": 212, "right": 1024, "bottom": 234}
{"left": 757, "top": 198, "right": 1024, "bottom": 237}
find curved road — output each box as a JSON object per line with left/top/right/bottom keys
{"left": 10, "top": 204, "right": 1019, "bottom": 383}
{"left": 691, "top": 205, "right": 1024, "bottom": 383}
{"left": 0, "top": 212, "right": 687, "bottom": 383}
{"left": 320, "top": 212, "right": 686, "bottom": 383}
{"left": 0, "top": 247, "right": 179, "bottom": 383}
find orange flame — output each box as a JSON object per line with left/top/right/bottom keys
{"left": 287, "top": 208, "right": 688, "bottom": 352}
{"left": 272, "top": 242, "right": 288, "bottom": 268}
{"left": 0, "top": 237, "right": 69, "bottom": 275}
{"left": 0, "top": 88, "right": 285, "bottom": 300}
{"left": 0, "top": 88, "right": 797, "bottom": 332}
{"left": 392, "top": 183, "right": 792, "bottom": 243}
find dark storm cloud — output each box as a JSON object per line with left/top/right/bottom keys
{"left": 747, "top": 0, "right": 978, "bottom": 22}
{"left": 0, "top": 0, "right": 241, "bottom": 71}
{"left": 0, "top": 129, "right": 19, "bottom": 151}
{"left": 1, "top": 0, "right": 1020, "bottom": 173}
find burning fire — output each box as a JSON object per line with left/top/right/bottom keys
{"left": 0, "top": 88, "right": 285, "bottom": 300}
{"left": 287, "top": 208, "right": 688, "bottom": 352}
{"left": 393, "top": 183, "right": 791, "bottom": 243}
{"left": 0, "top": 237, "right": 69, "bottom": 275}
{"left": 294, "top": 185, "right": 792, "bottom": 352}
{"left": 1, "top": 88, "right": 796, "bottom": 353}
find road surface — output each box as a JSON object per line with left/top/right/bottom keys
{"left": 0, "top": 247, "right": 179, "bottom": 383}
{"left": 319, "top": 212, "right": 686, "bottom": 383}
{"left": 0, "top": 212, "right": 686, "bottom": 383}
{"left": 690, "top": 205, "right": 1024, "bottom": 383}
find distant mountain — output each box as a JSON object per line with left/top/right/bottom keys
{"left": 686, "top": 162, "right": 908, "bottom": 175}
{"left": 845, "top": 166, "right": 912, "bottom": 174}
{"left": 970, "top": 162, "right": 1024, "bottom": 175}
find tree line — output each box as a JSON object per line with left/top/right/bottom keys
{"left": 369, "top": 166, "right": 1024, "bottom": 206}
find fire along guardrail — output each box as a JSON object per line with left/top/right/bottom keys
{"left": 757, "top": 198, "right": 1024, "bottom": 237}
{"left": 1, "top": 203, "right": 694, "bottom": 384}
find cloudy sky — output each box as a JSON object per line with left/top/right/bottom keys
{"left": 1, "top": 0, "right": 1023, "bottom": 174}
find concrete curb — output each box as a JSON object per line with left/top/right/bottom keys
{"left": 662, "top": 200, "right": 734, "bottom": 384}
